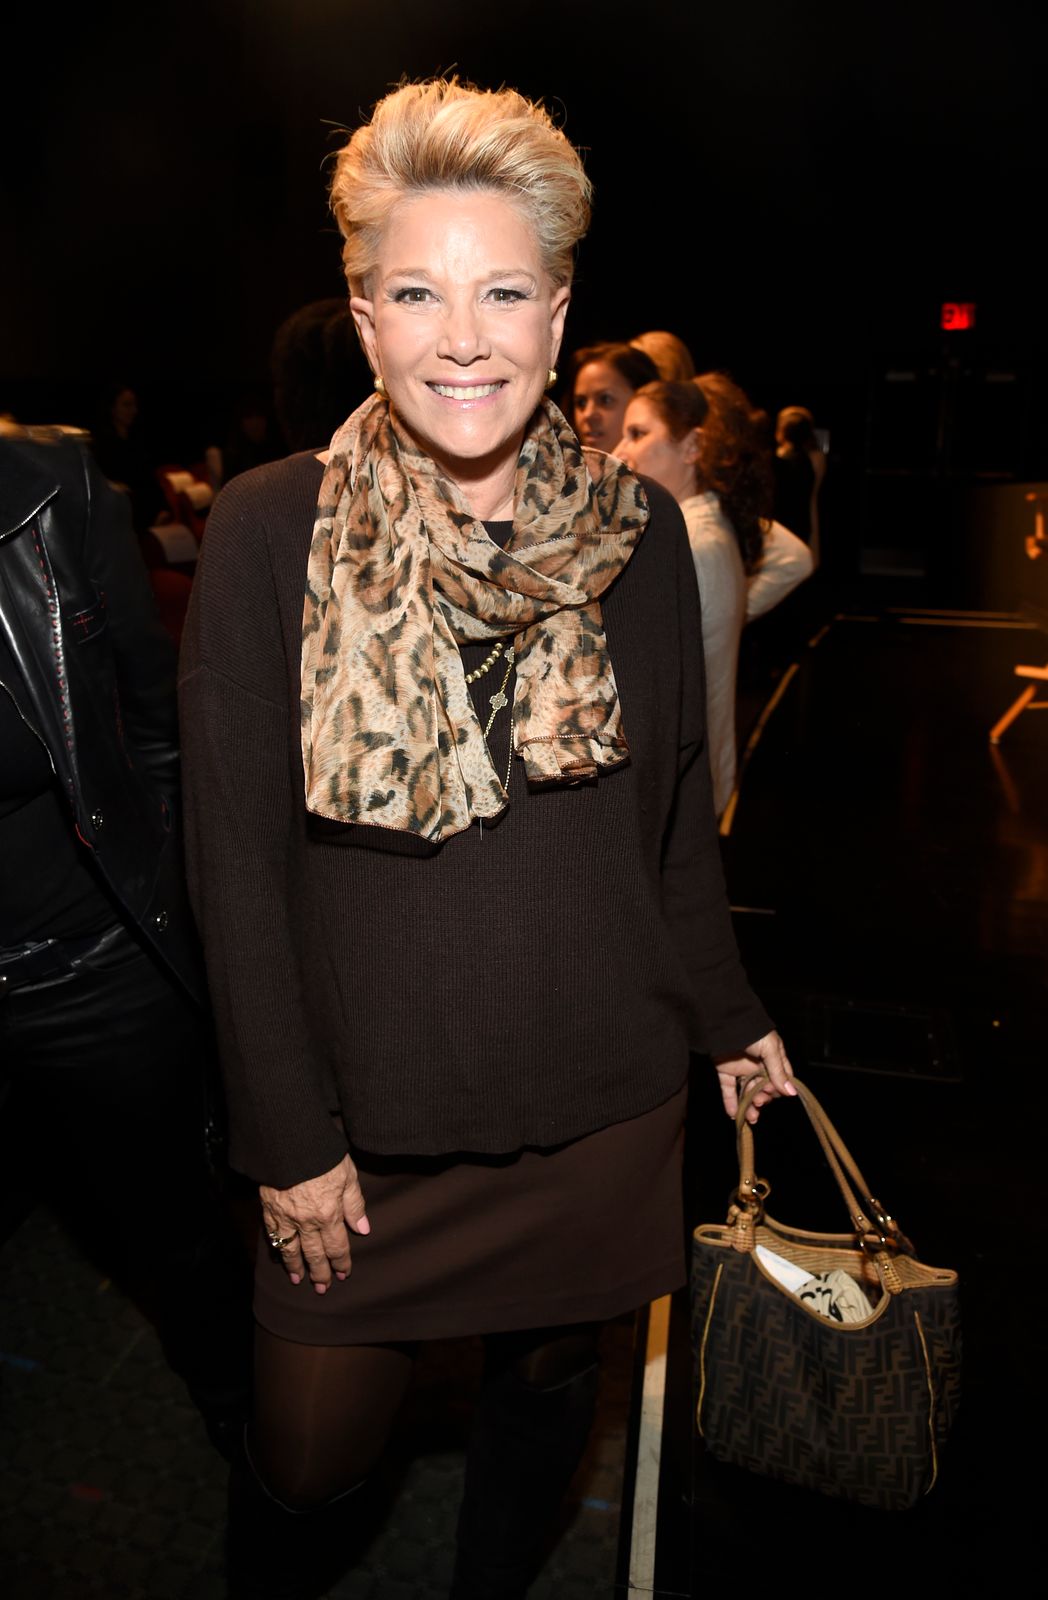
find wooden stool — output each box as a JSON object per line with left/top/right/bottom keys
{"left": 990, "top": 662, "right": 1048, "bottom": 744}
{"left": 989, "top": 492, "right": 1048, "bottom": 743}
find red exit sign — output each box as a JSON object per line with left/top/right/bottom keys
{"left": 942, "top": 302, "right": 976, "bottom": 331}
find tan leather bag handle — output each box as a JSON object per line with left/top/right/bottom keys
{"left": 734, "top": 1075, "right": 909, "bottom": 1251}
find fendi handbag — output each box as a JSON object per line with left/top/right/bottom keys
{"left": 691, "top": 1076, "right": 961, "bottom": 1511}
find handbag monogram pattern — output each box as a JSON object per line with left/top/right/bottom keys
{"left": 691, "top": 1078, "right": 961, "bottom": 1511}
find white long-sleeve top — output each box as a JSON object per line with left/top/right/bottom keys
{"left": 679, "top": 493, "right": 746, "bottom": 819}
{"left": 680, "top": 497, "right": 814, "bottom": 818}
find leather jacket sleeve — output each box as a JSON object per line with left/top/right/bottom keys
{"left": 0, "top": 433, "right": 205, "bottom": 1004}
{"left": 78, "top": 449, "right": 181, "bottom": 806}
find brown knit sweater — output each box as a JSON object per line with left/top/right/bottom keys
{"left": 178, "top": 452, "right": 772, "bottom": 1187}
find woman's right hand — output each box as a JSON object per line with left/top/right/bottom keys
{"left": 259, "top": 1154, "right": 370, "bottom": 1293}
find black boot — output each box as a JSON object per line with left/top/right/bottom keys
{"left": 450, "top": 1358, "right": 600, "bottom": 1600}
{"left": 225, "top": 1447, "right": 363, "bottom": 1600}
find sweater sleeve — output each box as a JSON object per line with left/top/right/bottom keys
{"left": 178, "top": 471, "right": 348, "bottom": 1188}
{"left": 746, "top": 520, "right": 814, "bottom": 621}
{"left": 660, "top": 506, "right": 773, "bottom": 1057}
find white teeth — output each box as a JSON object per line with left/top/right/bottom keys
{"left": 430, "top": 382, "right": 502, "bottom": 399}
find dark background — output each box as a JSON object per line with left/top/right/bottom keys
{"left": 4, "top": 0, "right": 1047, "bottom": 587}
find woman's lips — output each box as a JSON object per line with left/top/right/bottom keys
{"left": 427, "top": 381, "right": 506, "bottom": 401}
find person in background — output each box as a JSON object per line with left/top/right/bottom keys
{"left": 617, "top": 377, "right": 812, "bottom": 817}
{"left": 179, "top": 77, "right": 794, "bottom": 1600}
{"left": 565, "top": 339, "right": 658, "bottom": 456}
{"left": 206, "top": 391, "right": 280, "bottom": 489}
{"left": 89, "top": 381, "right": 167, "bottom": 534}
{"left": 696, "top": 375, "right": 814, "bottom": 606}
{"left": 629, "top": 328, "right": 696, "bottom": 381}
{"left": 774, "top": 404, "right": 826, "bottom": 563}
{"left": 269, "top": 298, "right": 373, "bottom": 454}
{"left": 0, "top": 426, "right": 252, "bottom": 1461}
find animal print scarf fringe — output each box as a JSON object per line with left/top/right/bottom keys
{"left": 301, "top": 394, "right": 648, "bottom": 842}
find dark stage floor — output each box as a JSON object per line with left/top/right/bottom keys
{"left": 622, "top": 593, "right": 1048, "bottom": 1594}
{"left": 0, "top": 1207, "right": 632, "bottom": 1600}
{"left": 2, "top": 583, "right": 1046, "bottom": 1597}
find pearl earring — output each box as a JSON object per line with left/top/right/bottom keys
{"left": 374, "top": 375, "right": 387, "bottom": 398}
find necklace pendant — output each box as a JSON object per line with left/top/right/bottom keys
{"left": 489, "top": 689, "right": 508, "bottom": 713}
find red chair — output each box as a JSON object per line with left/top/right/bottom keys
{"left": 155, "top": 466, "right": 213, "bottom": 544}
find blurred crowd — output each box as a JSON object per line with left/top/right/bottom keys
{"left": 2, "top": 313, "right": 828, "bottom": 808}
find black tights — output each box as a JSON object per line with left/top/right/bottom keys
{"left": 249, "top": 1321, "right": 601, "bottom": 1511}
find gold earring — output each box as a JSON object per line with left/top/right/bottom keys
{"left": 546, "top": 368, "right": 558, "bottom": 391}
{"left": 374, "top": 374, "right": 387, "bottom": 398}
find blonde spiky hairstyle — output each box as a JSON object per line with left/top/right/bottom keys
{"left": 329, "top": 78, "right": 592, "bottom": 295}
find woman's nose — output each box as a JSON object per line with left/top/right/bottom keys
{"left": 438, "top": 300, "right": 490, "bottom": 362}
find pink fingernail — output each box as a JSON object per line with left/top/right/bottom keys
{"left": 357, "top": 1216, "right": 371, "bottom": 1236}
{"left": 289, "top": 1273, "right": 302, "bottom": 1285}
{"left": 336, "top": 1271, "right": 347, "bottom": 1281}
{"left": 315, "top": 1282, "right": 327, "bottom": 1295}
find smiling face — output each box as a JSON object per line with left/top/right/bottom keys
{"left": 572, "top": 361, "right": 636, "bottom": 454}
{"left": 350, "top": 189, "right": 570, "bottom": 518}
{"left": 616, "top": 395, "right": 699, "bottom": 503}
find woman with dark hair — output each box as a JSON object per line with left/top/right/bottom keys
{"left": 90, "top": 382, "right": 166, "bottom": 534}
{"left": 774, "top": 403, "right": 826, "bottom": 560}
{"left": 617, "top": 376, "right": 811, "bottom": 817}
{"left": 269, "top": 299, "right": 372, "bottom": 454}
{"left": 211, "top": 391, "right": 280, "bottom": 487}
{"left": 692, "top": 371, "right": 774, "bottom": 570}
{"left": 700, "top": 374, "right": 814, "bottom": 624}
{"left": 565, "top": 339, "right": 658, "bottom": 455}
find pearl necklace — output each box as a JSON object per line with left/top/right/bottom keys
{"left": 464, "top": 639, "right": 504, "bottom": 685}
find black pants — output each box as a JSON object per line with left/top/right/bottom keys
{"left": 0, "top": 922, "right": 252, "bottom": 1414}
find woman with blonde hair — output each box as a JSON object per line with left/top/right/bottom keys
{"left": 629, "top": 328, "right": 696, "bottom": 382}
{"left": 180, "top": 79, "right": 793, "bottom": 1599}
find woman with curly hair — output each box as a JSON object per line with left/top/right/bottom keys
{"left": 617, "top": 375, "right": 811, "bottom": 816}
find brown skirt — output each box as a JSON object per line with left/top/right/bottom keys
{"left": 254, "top": 1083, "right": 688, "bottom": 1344}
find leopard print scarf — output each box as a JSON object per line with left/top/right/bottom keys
{"left": 301, "top": 393, "right": 648, "bottom": 843}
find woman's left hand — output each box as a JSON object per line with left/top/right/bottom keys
{"left": 260, "top": 1154, "right": 370, "bottom": 1293}
{"left": 714, "top": 1031, "right": 797, "bottom": 1123}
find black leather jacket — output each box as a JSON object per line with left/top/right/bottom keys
{"left": 0, "top": 430, "right": 205, "bottom": 1003}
